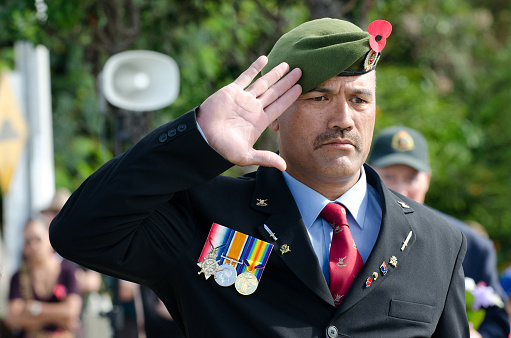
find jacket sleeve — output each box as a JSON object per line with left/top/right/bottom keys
{"left": 432, "top": 231, "right": 470, "bottom": 337}
{"left": 49, "top": 109, "right": 233, "bottom": 285}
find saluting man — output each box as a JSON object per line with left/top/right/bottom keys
{"left": 50, "top": 18, "right": 469, "bottom": 337}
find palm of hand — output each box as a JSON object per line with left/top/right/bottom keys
{"left": 197, "top": 56, "right": 302, "bottom": 170}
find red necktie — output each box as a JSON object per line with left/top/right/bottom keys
{"left": 320, "top": 203, "right": 363, "bottom": 306}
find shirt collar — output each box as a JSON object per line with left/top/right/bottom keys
{"left": 282, "top": 166, "right": 368, "bottom": 231}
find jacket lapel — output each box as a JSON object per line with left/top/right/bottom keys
{"left": 337, "top": 165, "right": 417, "bottom": 313}
{"left": 249, "top": 165, "right": 418, "bottom": 310}
{"left": 251, "top": 166, "right": 334, "bottom": 305}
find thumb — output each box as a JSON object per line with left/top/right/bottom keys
{"left": 248, "top": 150, "right": 287, "bottom": 171}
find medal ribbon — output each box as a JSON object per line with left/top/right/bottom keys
{"left": 198, "top": 222, "right": 230, "bottom": 262}
{"left": 238, "top": 236, "right": 273, "bottom": 281}
{"left": 198, "top": 223, "right": 273, "bottom": 281}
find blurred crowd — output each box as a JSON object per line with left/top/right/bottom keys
{"left": 0, "top": 188, "right": 184, "bottom": 338}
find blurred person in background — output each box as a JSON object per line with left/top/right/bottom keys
{"left": 4, "top": 217, "right": 82, "bottom": 338}
{"left": 368, "top": 125, "right": 509, "bottom": 338}
{"left": 42, "top": 188, "right": 102, "bottom": 338}
{"left": 139, "top": 285, "right": 184, "bottom": 338}
{"left": 107, "top": 279, "right": 138, "bottom": 338}
{"left": 500, "top": 266, "right": 511, "bottom": 337}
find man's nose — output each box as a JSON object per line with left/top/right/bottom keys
{"left": 327, "top": 101, "right": 354, "bottom": 131}
{"left": 392, "top": 181, "right": 410, "bottom": 197}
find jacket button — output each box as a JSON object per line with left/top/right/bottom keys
{"left": 158, "top": 133, "right": 168, "bottom": 143}
{"left": 177, "top": 124, "right": 187, "bottom": 132}
{"left": 168, "top": 129, "right": 177, "bottom": 137}
{"left": 327, "top": 325, "right": 338, "bottom": 338}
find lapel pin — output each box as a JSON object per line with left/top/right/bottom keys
{"left": 365, "top": 277, "right": 372, "bottom": 288}
{"left": 389, "top": 256, "right": 398, "bottom": 267}
{"left": 263, "top": 224, "right": 278, "bottom": 241}
{"left": 397, "top": 201, "right": 410, "bottom": 209}
{"left": 280, "top": 244, "right": 291, "bottom": 255}
{"left": 372, "top": 272, "right": 379, "bottom": 280}
{"left": 380, "top": 262, "right": 388, "bottom": 275}
{"left": 256, "top": 199, "right": 268, "bottom": 207}
{"left": 401, "top": 231, "right": 413, "bottom": 251}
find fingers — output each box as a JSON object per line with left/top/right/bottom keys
{"left": 257, "top": 67, "right": 302, "bottom": 108}
{"left": 246, "top": 62, "right": 290, "bottom": 97}
{"left": 233, "top": 56, "right": 269, "bottom": 89}
{"left": 248, "top": 149, "right": 287, "bottom": 172}
{"left": 264, "top": 83, "right": 302, "bottom": 122}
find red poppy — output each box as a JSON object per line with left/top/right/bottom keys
{"left": 53, "top": 284, "right": 67, "bottom": 300}
{"left": 368, "top": 20, "right": 392, "bottom": 53}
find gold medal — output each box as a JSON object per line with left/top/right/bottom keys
{"left": 235, "top": 272, "right": 259, "bottom": 295}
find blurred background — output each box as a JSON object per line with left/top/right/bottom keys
{"left": 0, "top": 0, "right": 509, "bottom": 337}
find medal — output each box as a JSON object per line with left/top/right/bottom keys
{"left": 215, "top": 263, "right": 237, "bottom": 287}
{"left": 197, "top": 246, "right": 223, "bottom": 280}
{"left": 235, "top": 272, "right": 259, "bottom": 295}
{"left": 198, "top": 223, "right": 273, "bottom": 295}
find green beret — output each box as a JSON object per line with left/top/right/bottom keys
{"left": 262, "top": 18, "right": 381, "bottom": 93}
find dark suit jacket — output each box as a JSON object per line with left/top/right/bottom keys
{"left": 50, "top": 109, "right": 469, "bottom": 337}
{"left": 433, "top": 209, "right": 509, "bottom": 338}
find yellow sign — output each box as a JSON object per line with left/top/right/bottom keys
{"left": 0, "top": 72, "right": 27, "bottom": 195}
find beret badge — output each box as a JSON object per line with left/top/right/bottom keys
{"left": 364, "top": 20, "right": 392, "bottom": 72}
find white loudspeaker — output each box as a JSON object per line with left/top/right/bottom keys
{"left": 102, "top": 50, "right": 179, "bottom": 112}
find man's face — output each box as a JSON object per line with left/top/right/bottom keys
{"left": 374, "top": 164, "right": 431, "bottom": 204}
{"left": 270, "top": 72, "right": 376, "bottom": 194}
{"left": 23, "top": 220, "right": 53, "bottom": 263}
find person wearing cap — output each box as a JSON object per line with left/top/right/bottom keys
{"left": 368, "top": 126, "right": 509, "bottom": 338}
{"left": 49, "top": 18, "right": 468, "bottom": 337}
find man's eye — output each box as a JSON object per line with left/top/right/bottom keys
{"left": 311, "top": 96, "right": 326, "bottom": 102}
{"left": 406, "top": 175, "right": 417, "bottom": 183}
{"left": 352, "top": 97, "right": 365, "bottom": 104}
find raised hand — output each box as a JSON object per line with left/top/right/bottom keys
{"left": 196, "top": 55, "right": 302, "bottom": 171}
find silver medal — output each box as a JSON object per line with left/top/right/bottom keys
{"left": 215, "top": 264, "right": 237, "bottom": 287}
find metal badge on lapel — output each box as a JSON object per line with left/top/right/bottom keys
{"left": 401, "top": 231, "right": 412, "bottom": 251}
{"left": 263, "top": 224, "right": 278, "bottom": 241}
{"left": 397, "top": 201, "right": 410, "bottom": 209}
{"left": 380, "top": 262, "right": 388, "bottom": 275}
{"left": 256, "top": 199, "right": 268, "bottom": 207}
{"left": 197, "top": 223, "right": 273, "bottom": 295}
{"left": 280, "top": 244, "right": 291, "bottom": 255}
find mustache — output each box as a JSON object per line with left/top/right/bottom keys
{"left": 313, "top": 129, "right": 361, "bottom": 151}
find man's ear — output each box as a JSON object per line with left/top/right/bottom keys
{"left": 269, "top": 119, "right": 279, "bottom": 131}
{"left": 425, "top": 171, "right": 432, "bottom": 192}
